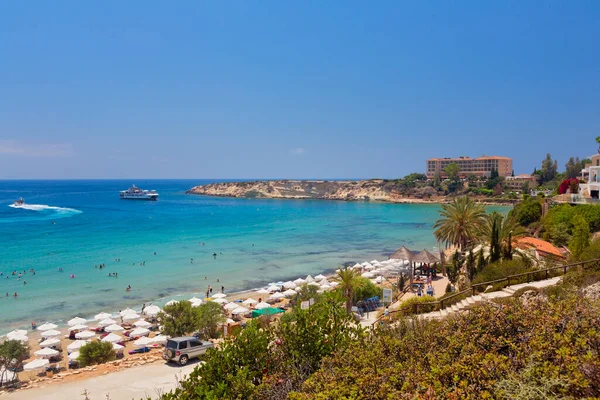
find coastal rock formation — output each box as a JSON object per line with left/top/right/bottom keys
{"left": 187, "top": 180, "right": 440, "bottom": 203}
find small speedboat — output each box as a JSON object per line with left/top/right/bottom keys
{"left": 13, "top": 198, "right": 24, "bottom": 206}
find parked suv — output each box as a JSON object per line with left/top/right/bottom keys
{"left": 163, "top": 337, "right": 214, "bottom": 365}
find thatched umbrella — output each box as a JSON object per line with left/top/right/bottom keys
{"left": 390, "top": 246, "right": 415, "bottom": 292}
{"left": 413, "top": 249, "right": 441, "bottom": 278}
{"left": 389, "top": 246, "right": 413, "bottom": 261}
{"left": 413, "top": 249, "right": 440, "bottom": 264}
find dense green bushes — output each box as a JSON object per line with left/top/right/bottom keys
{"left": 542, "top": 203, "right": 600, "bottom": 245}
{"left": 396, "top": 295, "right": 436, "bottom": 316}
{"left": 291, "top": 293, "right": 600, "bottom": 399}
{"left": 157, "top": 300, "right": 225, "bottom": 338}
{"left": 78, "top": 341, "right": 115, "bottom": 367}
{"left": 471, "top": 259, "right": 532, "bottom": 286}
{"left": 351, "top": 276, "right": 383, "bottom": 303}
{"left": 158, "top": 291, "right": 365, "bottom": 400}
{"left": 509, "top": 196, "right": 542, "bottom": 226}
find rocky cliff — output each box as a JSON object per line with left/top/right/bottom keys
{"left": 186, "top": 180, "right": 444, "bottom": 203}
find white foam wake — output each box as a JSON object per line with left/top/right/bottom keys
{"left": 8, "top": 203, "right": 82, "bottom": 214}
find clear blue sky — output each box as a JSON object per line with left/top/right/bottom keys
{"left": 0, "top": 1, "right": 598, "bottom": 179}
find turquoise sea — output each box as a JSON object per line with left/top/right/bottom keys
{"left": 0, "top": 180, "right": 507, "bottom": 334}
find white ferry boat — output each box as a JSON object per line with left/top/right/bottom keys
{"left": 119, "top": 185, "right": 159, "bottom": 201}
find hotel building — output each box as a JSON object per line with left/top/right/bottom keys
{"left": 426, "top": 156, "right": 513, "bottom": 178}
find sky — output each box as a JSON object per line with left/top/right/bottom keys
{"left": 0, "top": 1, "right": 599, "bottom": 179}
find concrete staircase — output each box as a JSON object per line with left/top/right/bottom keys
{"left": 418, "top": 276, "right": 562, "bottom": 320}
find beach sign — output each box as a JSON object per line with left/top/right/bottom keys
{"left": 301, "top": 301, "right": 309, "bottom": 310}
{"left": 382, "top": 289, "right": 392, "bottom": 303}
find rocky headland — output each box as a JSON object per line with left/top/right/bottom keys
{"left": 186, "top": 180, "right": 515, "bottom": 205}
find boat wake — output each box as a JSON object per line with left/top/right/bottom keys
{"left": 8, "top": 203, "right": 82, "bottom": 217}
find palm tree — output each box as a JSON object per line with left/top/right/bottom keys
{"left": 433, "top": 196, "right": 486, "bottom": 251}
{"left": 478, "top": 212, "right": 526, "bottom": 261}
{"left": 335, "top": 266, "right": 363, "bottom": 314}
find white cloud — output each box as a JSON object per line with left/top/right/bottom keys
{"left": 289, "top": 147, "right": 306, "bottom": 155}
{"left": 0, "top": 140, "right": 73, "bottom": 157}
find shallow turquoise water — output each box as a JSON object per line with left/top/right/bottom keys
{"left": 0, "top": 180, "right": 508, "bottom": 333}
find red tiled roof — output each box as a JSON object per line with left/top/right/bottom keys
{"left": 516, "top": 237, "right": 565, "bottom": 259}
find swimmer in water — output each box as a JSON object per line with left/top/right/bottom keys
{"left": 70, "top": 274, "right": 75, "bottom": 278}
{"left": 213, "top": 252, "right": 217, "bottom": 259}
{"left": 126, "top": 285, "right": 131, "bottom": 292}
{"left": 13, "top": 292, "right": 17, "bottom": 298}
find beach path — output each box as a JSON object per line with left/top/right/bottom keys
{"left": 3, "top": 362, "right": 196, "bottom": 400}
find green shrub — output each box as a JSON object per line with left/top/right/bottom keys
{"left": 472, "top": 259, "right": 531, "bottom": 286}
{"left": 78, "top": 341, "right": 115, "bottom": 367}
{"left": 509, "top": 197, "right": 542, "bottom": 226}
{"left": 352, "top": 277, "right": 383, "bottom": 302}
{"left": 0, "top": 339, "right": 29, "bottom": 371}
{"left": 397, "top": 295, "right": 436, "bottom": 316}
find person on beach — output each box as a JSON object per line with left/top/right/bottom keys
{"left": 208, "top": 285, "right": 213, "bottom": 294}
{"left": 221, "top": 285, "right": 224, "bottom": 293}
{"left": 31, "top": 321, "right": 36, "bottom": 330}
{"left": 13, "top": 292, "right": 17, "bottom": 298}
{"left": 206, "top": 290, "right": 209, "bottom": 298}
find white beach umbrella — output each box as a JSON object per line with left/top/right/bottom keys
{"left": 164, "top": 299, "right": 179, "bottom": 306}
{"left": 40, "top": 329, "right": 61, "bottom": 338}
{"left": 130, "top": 327, "right": 150, "bottom": 337}
{"left": 39, "top": 338, "right": 61, "bottom": 348}
{"left": 314, "top": 274, "right": 326, "bottom": 281}
{"left": 122, "top": 313, "right": 140, "bottom": 322}
{"left": 0, "top": 367, "right": 16, "bottom": 384}
{"left": 270, "top": 292, "right": 285, "bottom": 300}
{"left": 305, "top": 275, "right": 315, "bottom": 283}
{"left": 68, "top": 351, "right": 80, "bottom": 361}
{"left": 293, "top": 278, "right": 306, "bottom": 285}
{"left": 37, "top": 323, "right": 58, "bottom": 331}
{"left": 67, "top": 317, "right": 87, "bottom": 326}
{"left": 320, "top": 284, "right": 332, "bottom": 290}
{"left": 231, "top": 306, "right": 249, "bottom": 315}
{"left": 242, "top": 298, "right": 258, "bottom": 305}
{"left": 6, "top": 330, "right": 27, "bottom": 340}
{"left": 133, "top": 320, "right": 152, "bottom": 328}
{"left": 104, "top": 324, "right": 124, "bottom": 333}
{"left": 308, "top": 282, "right": 320, "bottom": 287}
{"left": 212, "top": 293, "right": 227, "bottom": 299}
{"left": 370, "top": 259, "right": 379, "bottom": 264}
{"left": 119, "top": 308, "right": 137, "bottom": 316}
{"left": 94, "top": 312, "right": 112, "bottom": 321}
{"left": 255, "top": 301, "right": 271, "bottom": 309}
{"left": 283, "top": 281, "right": 296, "bottom": 289}
{"left": 294, "top": 286, "right": 303, "bottom": 292}
{"left": 212, "top": 297, "right": 227, "bottom": 304}
{"left": 320, "top": 279, "right": 330, "bottom": 286}
{"left": 67, "top": 340, "right": 88, "bottom": 352}
{"left": 34, "top": 347, "right": 59, "bottom": 358}
{"left": 330, "top": 281, "right": 339, "bottom": 287}
{"left": 361, "top": 271, "right": 375, "bottom": 278}
{"left": 133, "top": 336, "right": 154, "bottom": 347}
{"left": 267, "top": 285, "right": 280, "bottom": 292}
{"left": 373, "top": 276, "right": 385, "bottom": 283}
{"left": 112, "top": 343, "right": 125, "bottom": 351}
{"left": 283, "top": 289, "right": 297, "bottom": 297}
{"left": 256, "top": 288, "right": 270, "bottom": 295}
{"left": 101, "top": 333, "right": 123, "bottom": 343}
{"left": 143, "top": 305, "right": 161, "bottom": 316}
{"left": 68, "top": 324, "right": 88, "bottom": 332}
{"left": 361, "top": 262, "right": 370, "bottom": 267}
{"left": 224, "top": 302, "right": 240, "bottom": 310}
{"left": 98, "top": 318, "right": 117, "bottom": 327}
{"left": 151, "top": 335, "right": 167, "bottom": 345}
{"left": 11, "top": 335, "right": 29, "bottom": 343}
{"left": 191, "top": 301, "right": 203, "bottom": 308}
{"left": 23, "top": 358, "right": 49, "bottom": 371}
{"left": 189, "top": 296, "right": 202, "bottom": 303}
{"left": 225, "top": 318, "right": 235, "bottom": 324}
{"left": 352, "top": 263, "right": 362, "bottom": 269}
{"left": 364, "top": 264, "right": 376, "bottom": 271}
{"left": 75, "top": 330, "right": 96, "bottom": 340}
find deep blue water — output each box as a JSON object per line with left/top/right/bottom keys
{"left": 0, "top": 180, "right": 504, "bottom": 333}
